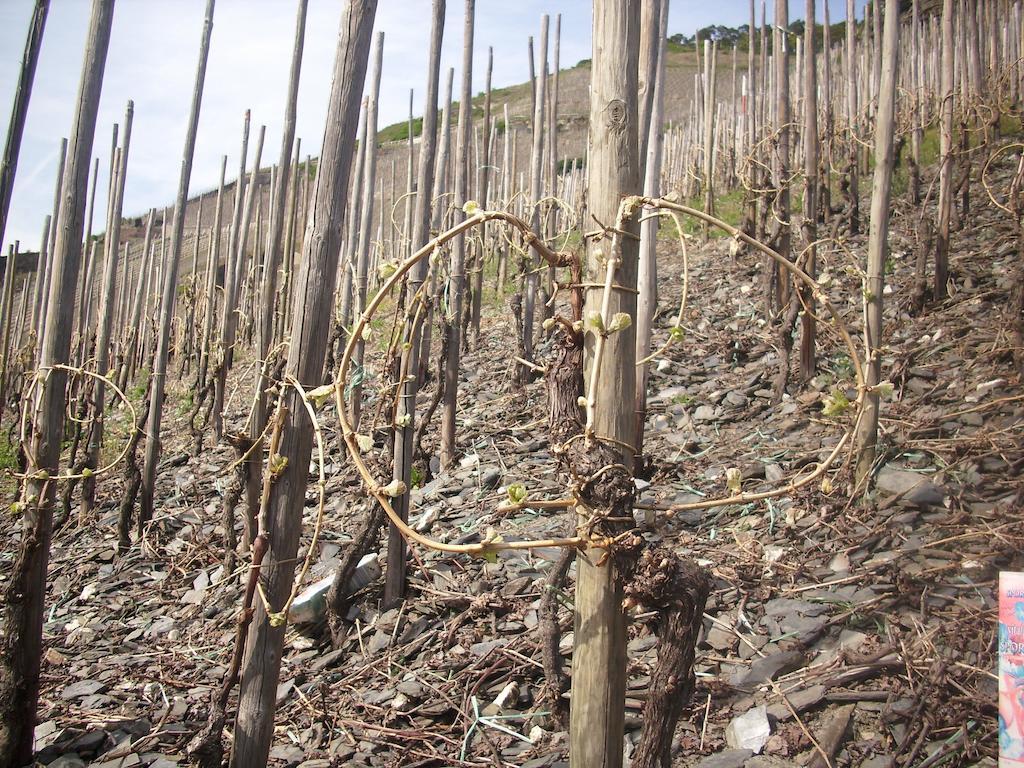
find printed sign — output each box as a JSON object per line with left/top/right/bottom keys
{"left": 1000, "top": 572, "right": 1024, "bottom": 764}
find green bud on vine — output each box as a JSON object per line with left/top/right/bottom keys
{"left": 821, "top": 389, "right": 851, "bottom": 419}
{"left": 506, "top": 483, "right": 528, "bottom": 505}
{"left": 606, "top": 312, "right": 632, "bottom": 333}
{"left": 381, "top": 479, "right": 407, "bottom": 497}
{"left": 725, "top": 467, "right": 742, "bottom": 495}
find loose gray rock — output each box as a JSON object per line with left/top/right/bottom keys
{"left": 876, "top": 466, "right": 945, "bottom": 506}
{"left": 696, "top": 749, "right": 755, "bottom": 768}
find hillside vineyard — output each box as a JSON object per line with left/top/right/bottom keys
{"left": 0, "top": 1, "right": 1021, "bottom": 767}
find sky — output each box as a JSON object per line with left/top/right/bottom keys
{"left": 0, "top": 0, "right": 869, "bottom": 254}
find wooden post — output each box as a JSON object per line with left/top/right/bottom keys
{"left": 910, "top": 0, "right": 923, "bottom": 204}
{"left": 637, "top": 0, "right": 660, "bottom": 173}
{"left": 496, "top": 101, "right": 511, "bottom": 289}
{"left": 439, "top": 0, "right": 474, "bottom": 468}
{"left": 36, "top": 136, "right": 66, "bottom": 353}
{"left": 387, "top": 0, "right": 445, "bottom": 609}
{"left": 846, "top": 0, "right": 860, "bottom": 235}
{"left": 469, "top": 46, "right": 492, "bottom": 345}
{"left": 702, "top": 39, "right": 716, "bottom": 240}
{"left": 351, "top": 31, "right": 383, "bottom": 431}
{"left": 0, "top": 0, "right": 48, "bottom": 256}
{"left": 31, "top": 215, "right": 50, "bottom": 342}
{"left": 570, "top": 1, "right": 641, "bottom": 765}
{"left": 229, "top": 2, "right": 376, "bottom": 764}
{"left": 935, "top": 0, "right": 954, "bottom": 301}
{"left": 248, "top": 0, "right": 308, "bottom": 532}
{"left": 0, "top": 243, "right": 18, "bottom": 424}
{"left": 140, "top": 0, "right": 215, "bottom": 525}
{"left": 75, "top": 155, "right": 100, "bottom": 365}
{"left": 82, "top": 99, "right": 132, "bottom": 516}
{"left": 634, "top": 0, "right": 668, "bottom": 467}
{"left": 211, "top": 112, "right": 251, "bottom": 437}
{"left": 417, "top": 68, "right": 454, "bottom": 386}
{"left": 0, "top": 2, "right": 113, "bottom": 763}
{"left": 855, "top": 0, "right": 899, "bottom": 483}
{"left": 743, "top": 0, "right": 758, "bottom": 241}
{"left": 821, "top": 0, "right": 833, "bottom": 221}
{"left": 335, "top": 98, "right": 367, "bottom": 338}
{"left": 773, "top": 0, "right": 791, "bottom": 311}
{"left": 197, "top": 159, "right": 226, "bottom": 403}
{"left": 515, "top": 13, "right": 546, "bottom": 385}
{"left": 799, "top": 0, "right": 817, "bottom": 382}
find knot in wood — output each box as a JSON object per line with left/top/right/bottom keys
{"left": 605, "top": 99, "right": 627, "bottom": 129}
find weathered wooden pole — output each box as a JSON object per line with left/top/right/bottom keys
{"left": 140, "top": 0, "right": 215, "bottom": 525}
{"left": 570, "top": 1, "right": 641, "bottom": 765}
{"left": 37, "top": 136, "right": 67, "bottom": 353}
{"left": 439, "top": 0, "right": 474, "bottom": 468}
{"left": 197, "top": 158, "right": 226, "bottom": 403}
{"left": 702, "top": 39, "right": 716, "bottom": 240}
{"left": 845, "top": 0, "right": 860, "bottom": 235}
{"left": 855, "top": 0, "right": 899, "bottom": 483}
{"left": 469, "top": 46, "right": 492, "bottom": 345}
{"left": 743, "top": 0, "right": 758, "bottom": 241}
{"left": 386, "top": 0, "right": 445, "bottom": 609}
{"left": 0, "top": 0, "right": 48, "bottom": 256}
{"left": 634, "top": 0, "right": 667, "bottom": 467}
{"left": 910, "top": 0, "right": 923, "bottom": 204}
{"left": 821, "top": 0, "right": 833, "bottom": 221}
{"left": 75, "top": 155, "right": 100, "bottom": 364}
{"left": 935, "top": 0, "right": 954, "bottom": 301}
{"left": 637, "top": 0, "right": 660, "bottom": 168}
{"left": 82, "top": 100, "right": 133, "bottom": 516}
{"left": 0, "top": 243, "right": 18, "bottom": 423}
{"left": 248, "top": 0, "right": 308, "bottom": 531}
{"left": 229, "top": 2, "right": 376, "bottom": 763}
{"left": 514, "top": 13, "right": 546, "bottom": 385}
{"left": 496, "top": 101, "right": 511, "bottom": 289}
{"left": 0, "top": 2, "right": 113, "bottom": 763}
{"left": 772, "top": 0, "right": 791, "bottom": 311}
{"left": 30, "top": 214, "right": 50, "bottom": 341}
{"left": 799, "top": 0, "right": 818, "bottom": 382}
{"left": 416, "top": 68, "right": 454, "bottom": 385}
{"left": 350, "top": 31, "right": 384, "bottom": 432}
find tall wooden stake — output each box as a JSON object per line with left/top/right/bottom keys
{"left": 634, "top": 0, "right": 668, "bottom": 467}
{"left": 387, "top": 0, "right": 445, "bottom": 608}
{"left": 230, "top": 2, "right": 376, "bottom": 763}
{"left": 0, "top": 0, "right": 48, "bottom": 254}
{"left": 248, "top": 0, "right": 308, "bottom": 533}
{"left": 935, "top": 0, "right": 954, "bottom": 301}
{"left": 855, "top": 0, "right": 900, "bottom": 483}
{"left": 799, "top": 0, "right": 818, "bottom": 381}
{"left": 439, "top": 0, "right": 474, "bottom": 467}
{"left": 570, "top": 1, "right": 641, "bottom": 765}
{"left": 140, "top": 0, "right": 215, "bottom": 524}
{"left": 82, "top": 99, "right": 133, "bottom": 516}
{"left": 0, "top": 2, "right": 114, "bottom": 763}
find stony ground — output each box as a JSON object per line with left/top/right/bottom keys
{"left": 8, "top": 148, "right": 1024, "bottom": 768}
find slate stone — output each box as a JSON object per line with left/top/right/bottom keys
{"left": 875, "top": 466, "right": 945, "bottom": 506}
{"left": 61, "top": 680, "right": 108, "bottom": 700}
{"left": 696, "top": 749, "right": 754, "bottom": 768}
{"left": 731, "top": 650, "right": 804, "bottom": 690}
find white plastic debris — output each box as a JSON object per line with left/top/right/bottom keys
{"left": 288, "top": 553, "right": 381, "bottom": 624}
